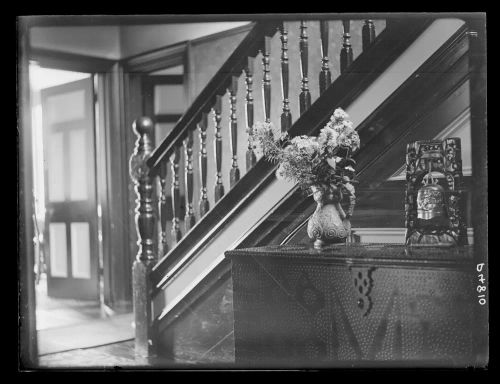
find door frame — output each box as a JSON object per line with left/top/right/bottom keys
{"left": 18, "top": 18, "right": 38, "bottom": 369}
{"left": 28, "top": 49, "right": 134, "bottom": 310}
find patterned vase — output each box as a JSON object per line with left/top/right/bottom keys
{"left": 307, "top": 185, "right": 352, "bottom": 249}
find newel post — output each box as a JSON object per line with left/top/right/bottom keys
{"left": 129, "top": 117, "right": 157, "bottom": 358}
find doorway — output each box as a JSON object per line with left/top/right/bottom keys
{"left": 30, "top": 64, "right": 100, "bottom": 301}
{"left": 29, "top": 62, "right": 134, "bottom": 356}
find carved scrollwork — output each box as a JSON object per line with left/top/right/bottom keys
{"left": 404, "top": 138, "right": 467, "bottom": 246}
{"left": 129, "top": 117, "right": 156, "bottom": 263}
{"left": 129, "top": 151, "right": 151, "bottom": 183}
{"left": 349, "top": 266, "right": 376, "bottom": 317}
{"left": 129, "top": 117, "right": 155, "bottom": 183}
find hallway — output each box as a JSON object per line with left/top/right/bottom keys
{"left": 36, "top": 274, "right": 134, "bottom": 356}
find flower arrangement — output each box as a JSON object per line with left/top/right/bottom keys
{"left": 249, "top": 108, "right": 360, "bottom": 198}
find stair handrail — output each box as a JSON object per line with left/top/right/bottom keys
{"left": 129, "top": 16, "right": 434, "bottom": 358}
{"left": 149, "top": 18, "right": 433, "bottom": 292}
{"left": 146, "top": 20, "right": 281, "bottom": 173}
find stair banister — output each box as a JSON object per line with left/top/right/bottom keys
{"left": 129, "top": 17, "right": 441, "bottom": 359}
{"left": 149, "top": 18, "right": 432, "bottom": 296}
{"left": 146, "top": 21, "right": 281, "bottom": 172}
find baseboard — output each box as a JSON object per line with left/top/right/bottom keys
{"left": 352, "top": 227, "right": 474, "bottom": 244}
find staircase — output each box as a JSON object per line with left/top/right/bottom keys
{"left": 128, "top": 16, "right": 479, "bottom": 362}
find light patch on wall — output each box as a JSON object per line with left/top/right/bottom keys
{"left": 30, "top": 26, "right": 122, "bottom": 59}
{"left": 119, "top": 22, "right": 251, "bottom": 58}
{"left": 29, "top": 64, "right": 90, "bottom": 91}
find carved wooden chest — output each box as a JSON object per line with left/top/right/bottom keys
{"left": 226, "top": 243, "right": 476, "bottom": 368}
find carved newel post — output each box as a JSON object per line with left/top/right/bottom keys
{"left": 129, "top": 117, "right": 157, "bottom": 358}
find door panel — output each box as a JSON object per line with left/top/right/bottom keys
{"left": 68, "top": 128, "right": 89, "bottom": 200}
{"left": 41, "top": 77, "right": 99, "bottom": 300}
{"left": 48, "top": 223, "right": 68, "bottom": 278}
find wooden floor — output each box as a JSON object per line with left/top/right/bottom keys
{"left": 38, "top": 340, "right": 236, "bottom": 369}
{"left": 34, "top": 275, "right": 235, "bottom": 369}
{"left": 38, "top": 340, "right": 139, "bottom": 368}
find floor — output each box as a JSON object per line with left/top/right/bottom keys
{"left": 34, "top": 275, "right": 235, "bottom": 369}
{"left": 37, "top": 340, "right": 237, "bottom": 369}
{"left": 35, "top": 274, "right": 134, "bottom": 359}
{"left": 36, "top": 274, "right": 105, "bottom": 331}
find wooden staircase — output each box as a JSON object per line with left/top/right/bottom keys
{"left": 127, "top": 16, "right": 482, "bottom": 362}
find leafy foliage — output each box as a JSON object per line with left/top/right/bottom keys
{"left": 249, "top": 108, "right": 359, "bottom": 196}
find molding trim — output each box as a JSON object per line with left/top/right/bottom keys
{"left": 22, "top": 14, "right": 483, "bottom": 28}
{"left": 29, "top": 48, "right": 116, "bottom": 73}
{"left": 121, "top": 42, "right": 187, "bottom": 73}
{"left": 120, "top": 23, "right": 254, "bottom": 73}
{"left": 189, "top": 22, "right": 254, "bottom": 46}
{"left": 352, "top": 227, "right": 474, "bottom": 244}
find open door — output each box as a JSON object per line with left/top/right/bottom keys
{"left": 41, "top": 77, "right": 100, "bottom": 300}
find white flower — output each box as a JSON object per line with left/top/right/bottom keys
{"left": 332, "top": 108, "right": 349, "bottom": 121}
{"left": 337, "top": 132, "right": 351, "bottom": 147}
{"left": 345, "top": 165, "right": 355, "bottom": 172}
{"left": 252, "top": 121, "right": 274, "bottom": 136}
{"left": 275, "top": 163, "right": 286, "bottom": 180}
{"left": 341, "top": 120, "right": 354, "bottom": 132}
{"left": 291, "top": 136, "right": 318, "bottom": 155}
{"left": 318, "top": 126, "right": 339, "bottom": 149}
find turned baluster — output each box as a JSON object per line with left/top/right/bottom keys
{"left": 158, "top": 160, "right": 168, "bottom": 256}
{"left": 245, "top": 57, "right": 256, "bottom": 170}
{"left": 299, "top": 21, "right": 311, "bottom": 115}
{"left": 362, "top": 19, "right": 376, "bottom": 52}
{"left": 184, "top": 128, "right": 195, "bottom": 232}
{"left": 340, "top": 20, "right": 354, "bottom": 74}
{"left": 319, "top": 20, "right": 332, "bottom": 95}
{"left": 198, "top": 112, "right": 210, "bottom": 216}
{"left": 229, "top": 76, "right": 240, "bottom": 187}
{"left": 129, "top": 117, "right": 157, "bottom": 357}
{"left": 170, "top": 145, "right": 182, "bottom": 245}
{"left": 213, "top": 94, "right": 225, "bottom": 202}
{"left": 262, "top": 35, "right": 272, "bottom": 123}
{"left": 280, "top": 24, "right": 292, "bottom": 132}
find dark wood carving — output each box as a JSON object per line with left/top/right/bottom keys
{"left": 319, "top": 20, "right": 332, "bottom": 95}
{"left": 349, "top": 266, "right": 376, "bottom": 317}
{"left": 280, "top": 24, "right": 292, "bottom": 132}
{"left": 262, "top": 35, "right": 272, "bottom": 123}
{"left": 362, "top": 20, "right": 376, "bottom": 52}
{"left": 299, "top": 21, "right": 311, "bottom": 114}
{"left": 170, "top": 145, "right": 182, "bottom": 245}
{"left": 158, "top": 160, "right": 168, "bottom": 256}
{"left": 404, "top": 139, "right": 468, "bottom": 246}
{"left": 184, "top": 128, "right": 195, "bottom": 232}
{"left": 129, "top": 116, "right": 157, "bottom": 357}
{"left": 214, "top": 94, "right": 225, "bottom": 202}
{"left": 229, "top": 75, "right": 240, "bottom": 187}
{"left": 198, "top": 112, "right": 210, "bottom": 217}
{"left": 341, "top": 20, "right": 354, "bottom": 74}
{"left": 245, "top": 57, "right": 257, "bottom": 170}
